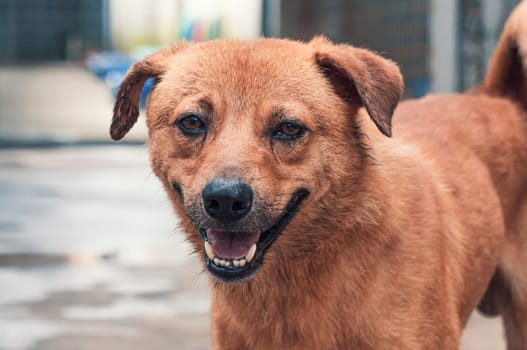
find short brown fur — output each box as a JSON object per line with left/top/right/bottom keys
{"left": 111, "top": 2, "right": 527, "bottom": 349}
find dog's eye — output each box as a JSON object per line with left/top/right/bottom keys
{"left": 272, "top": 121, "right": 305, "bottom": 141}
{"left": 176, "top": 114, "right": 207, "bottom": 135}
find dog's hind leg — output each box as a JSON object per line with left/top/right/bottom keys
{"left": 501, "top": 298, "right": 527, "bottom": 349}
{"left": 475, "top": 266, "right": 527, "bottom": 350}
{"left": 496, "top": 240, "right": 527, "bottom": 350}
{"left": 492, "top": 203, "right": 527, "bottom": 350}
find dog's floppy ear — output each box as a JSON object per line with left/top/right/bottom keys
{"left": 311, "top": 36, "right": 403, "bottom": 137}
{"left": 110, "top": 43, "right": 189, "bottom": 140}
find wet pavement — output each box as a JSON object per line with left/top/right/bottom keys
{"left": 0, "top": 146, "right": 210, "bottom": 350}
{"left": 0, "top": 64, "right": 507, "bottom": 349}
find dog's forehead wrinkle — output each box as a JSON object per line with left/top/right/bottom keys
{"left": 166, "top": 49, "right": 342, "bottom": 133}
{"left": 177, "top": 43, "right": 320, "bottom": 101}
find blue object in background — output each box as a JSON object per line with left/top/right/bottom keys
{"left": 140, "top": 78, "right": 155, "bottom": 107}
{"left": 85, "top": 52, "right": 133, "bottom": 80}
{"left": 86, "top": 52, "right": 154, "bottom": 108}
{"left": 408, "top": 77, "right": 430, "bottom": 98}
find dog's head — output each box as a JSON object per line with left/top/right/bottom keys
{"left": 111, "top": 37, "right": 402, "bottom": 283}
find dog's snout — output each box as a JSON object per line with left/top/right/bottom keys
{"left": 202, "top": 179, "right": 253, "bottom": 223}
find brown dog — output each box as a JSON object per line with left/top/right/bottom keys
{"left": 110, "top": 2, "right": 527, "bottom": 349}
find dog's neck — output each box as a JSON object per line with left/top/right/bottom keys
{"left": 209, "top": 161, "right": 398, "bottom": 348}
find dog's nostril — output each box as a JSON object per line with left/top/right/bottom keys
{"left": 207, "top": 199, "right": 220, "bottom": 212}
{"left": 232, "top": 200, "right": 247, "bottom": 213}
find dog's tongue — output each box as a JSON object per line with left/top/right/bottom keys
{"left": 207, "top": 229, "right": 260, "bottom": 259}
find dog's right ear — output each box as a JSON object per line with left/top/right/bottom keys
{"left": 110, "top": 43, "right": 189, "bottom": 140}
{"left": 310, "top": 36, "right": 403, "bottom": 137}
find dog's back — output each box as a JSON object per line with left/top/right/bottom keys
{"left": 390, "top": 2, "right": 527, "bottom": 346}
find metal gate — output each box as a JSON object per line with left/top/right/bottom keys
{"left": 0, "top": 0, "right": 109, "bottom": 63}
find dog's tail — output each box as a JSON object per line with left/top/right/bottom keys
{"left": 482, "top": 0, "right": 527, "bottom": 110}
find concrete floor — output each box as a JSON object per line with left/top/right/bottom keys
{"left": 0, "top": 146, "right": 210, "bottom": 350}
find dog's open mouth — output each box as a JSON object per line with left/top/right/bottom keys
{"left": 199, "top": 189, "right": 309, "bottom": 283}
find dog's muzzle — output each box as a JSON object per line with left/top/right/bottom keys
{"left": 197, "top": 181, "right": 309, "bottom": 283}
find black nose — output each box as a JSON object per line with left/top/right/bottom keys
{"left": 202, "top": 179, "right": 253, "bottom": 223}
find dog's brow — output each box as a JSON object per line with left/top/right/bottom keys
{"left": 270, "top": 106, "right": 294, "bottom": 121}
{"left": 198, "top": 98, "right": 213, "bottom": 114}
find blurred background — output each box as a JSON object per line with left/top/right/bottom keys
{"left": 0, "top": 0, "right": 519, "bottom": 349}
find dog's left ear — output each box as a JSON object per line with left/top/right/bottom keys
{"left": 110, "top": 43, "right": 189, "bottom": 140}
{"left": 311, "top": 36, "right": 403, "bottom": 137}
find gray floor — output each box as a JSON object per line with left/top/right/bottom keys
{"left": 0, "top": 64, "right": 507, "bottom": 349}
{"left": 0, "top": 147, "right": 210, "bottom": 350}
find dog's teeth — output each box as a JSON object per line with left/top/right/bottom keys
{"left": 212, "top": 257, "right": 233, "bottom": 267}
{"left": 246, "top": 244, "right": 257, "bottom": 262}
{"left": 204, "top": 241, "right": 214, "bottom": 259}
{"left": 212, "top": 255, "right": 249, "bottom": 268}
{"left": 232, "top": 258, "right": 247, "bottom": 268}
{"left": 206, "top": 242, "right": 256, "bottom": 267}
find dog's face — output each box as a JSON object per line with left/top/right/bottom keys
{"left": 111, "top": 37, "right": 402, "bottom": 283}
